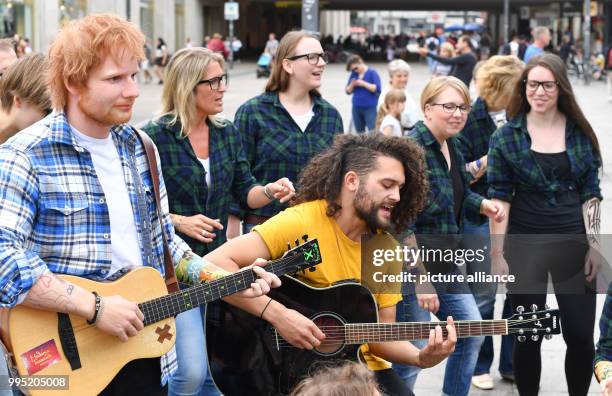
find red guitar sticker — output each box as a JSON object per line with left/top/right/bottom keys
{"left": 21, "top": 339, "right": 61, "bottom": 375}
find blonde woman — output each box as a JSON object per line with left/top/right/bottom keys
{"left": 142, "top": 47, "right": 294, "bottom": 396}
{"left": 377, "top": 59, "right": 421, "bottom": 129}
{"left": 376, "top": 89, "right": 406, "bottom": 136}
{"left": 432, "top": 42, "right": 454, "bottom": 77}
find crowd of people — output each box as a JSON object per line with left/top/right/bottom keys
{"left": 0, "top": 12, "right": 610, "bottom": 396}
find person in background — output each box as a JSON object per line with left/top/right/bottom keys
{"left": 185, "top": 37, "right": 194, "bottom": 48}
{"left": 207, "top": 33, "right": 228, "bottom": 59}
{"left": 456, "top": 55, "right": 524, "bottom": 390}
{"left": 227, "top": 30, "right": 343, "bottom": 237}
{"left": 489, "top": 53, "right": 602, "bottom": 396}
{"left": 154, "top": 37, "right": 168, "bottom": 84}
{"left": 346, "top": 54, "right": 381, "bottom": 134}
{"left": 0, "top": 39, "right": 17, "bottom": 78}
{"left": 595, "top": 284, "right": 612, "bottom": 396}
{"left": 419, "top": 35, "right": 477, "bottom": 87}
{"left": 264, "top": 32, "right": 279, "bottom": 58}
{"left": 606, "top": 45, "right": 612, "bottom": 102}
{"left": 143, "top": 47, "right": 294, "bottom": 396}
{"left": 0, "top": 53, "right": 52, "bottom": 143}
{"left": 523, "top": 27, "right": 551, "bottom": 63}
{"left": 378, "top": 59, "right": 421, "bottom": 129}
{"left": 376, "top": 89, "right": 405, "bottom": 137}
{"left": 432, "top": 43, "right": 454, "bottom": 77}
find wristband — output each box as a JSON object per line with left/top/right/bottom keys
{"left": 87, "top": 291, "right": 103, "bottom": 325}
{"left": 263, "top": 185, "right": 274, "bottom": 201}
{"left": 260, "top": 298, "right": 273, "bottom": 320}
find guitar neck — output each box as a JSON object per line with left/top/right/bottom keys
{"left": 345, "top": 320, "right": 508, "bottom": 344}
{"left": 139, "top": 256, "right": 302, "bottom": 326}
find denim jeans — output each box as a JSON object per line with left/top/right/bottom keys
{"left": 395, "top": 267, "right": 483, "bottom": 396}
{"left": 463, "top": 218, "right": 514, "bottom": 377}
{"left": 242, "top": 222, "right": 257, "bottom": 235}
{"left": 168, "top": 304, "right": 221, "bottom": 396}
{"left": 351, "top": 105, "right": 377, "bottom": 133}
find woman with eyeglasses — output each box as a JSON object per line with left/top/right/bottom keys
{"left": 345, "top": 54, "right": 381, "bottom": 133}
{"left": 394, "top": 76, "right": 505, "bottom": 396}
{"left": 227, "top": 30, "right": 343, "bottom": 236}
{"left": 488, "top": 53, "right": 602, "bottom": 396}
{"left": 142, "top": 47, "right": 294, "bottom": 396}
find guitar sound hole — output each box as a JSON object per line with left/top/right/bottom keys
{"left": 312, "top": 313, "right": 345, "bottom": 356}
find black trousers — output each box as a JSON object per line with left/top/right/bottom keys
{"left": 375, "top": 368, "right": 414, "bottom": 396}
{"left": 506, "top": 237, "right": 596, "bottom": 396}
{"left": 98, "top": 358, "right": 167, "bottom": 396}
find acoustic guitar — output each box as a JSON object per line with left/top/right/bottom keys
{"left": 0, "top": 238, "right": 321, "bottom": 395}
{"left": 206, "top": 275, "right": 561, "bottom": 395}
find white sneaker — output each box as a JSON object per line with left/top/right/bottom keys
{"left": 471, "top": 374, "right": 494, "bottom": 390}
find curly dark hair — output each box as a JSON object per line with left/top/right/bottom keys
{"left": 293, "top": 134, "right": 429, "bottom": 232}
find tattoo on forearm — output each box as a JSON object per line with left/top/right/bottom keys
{"left": 26, "top": 275, "right": 77, "bottom": 313}
{"left": 66, "top": 285, "right": 74, "bottom": 295}
{"left": 585, "top": 198, "right": 601, "bottom": 246}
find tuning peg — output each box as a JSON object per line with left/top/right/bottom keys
{"left": 516, "top": 306, "right": 524, "bottom": 314}
{"left": 517, "top": 336, "right": 526, "bottom": 342}
{"left": 302, "top": 234, "right": 309, "bottom": 242}
{"left": 544, "top": 334, "right": 553, "bottom": 340}
{"left": 287, "top": 242, "right": 291, "bottom": 251}
{"left": 531, "top": 304, "right": 538, "bottom": 312}
{"left": 308, "top": 267, "right": 316, "bottom": 272}
{"left": 545, "top": 304, "right": 550, "bottom": 310}
{"left": 545, "top": 327, "right": 551, "bottom": 333}
{"left": 294, "top": 239, "right": 299, "bottom": 247}
{"left": 518, "top": 329, "right": 524, "bottom": 335}
{"left": 531, "top": 335, "right": 539, "bottom": 341}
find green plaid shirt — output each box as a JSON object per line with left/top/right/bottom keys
{"left": 231, "top": 91, "right": 343, "bottom": 218}
{"left": 596, "top": 283, "right": 612, "bottom": 365}
{"left": 487, "top": 114, "right": 602, "bottom": 205}
{"left": 456, "top": 97, "right": 497, "bottom": 197}
{"left": 142, "top": 115, "right": 257, "bottom": 256}
{"left": 407, "top": 121, "right": 484, "bottom": 234}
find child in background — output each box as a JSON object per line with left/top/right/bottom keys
{"left": 376, "top": 89, "right": 406, "bottom": 137}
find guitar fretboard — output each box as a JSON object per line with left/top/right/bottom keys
{"left": 138, "top": 253, "right": 307, "bottom": 326}
{"left": 344, "top": 320, "right": 507, "bottom": 343}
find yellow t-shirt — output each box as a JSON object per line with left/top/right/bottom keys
{"left": 253, "top": 199, "right": 403, "bottom": 370}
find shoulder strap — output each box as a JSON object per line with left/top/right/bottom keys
{"left": 133, "top": 128, "right": 179, "bottom": 293}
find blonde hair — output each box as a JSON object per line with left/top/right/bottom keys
{"left": 265, "top": 30, "right": 321, "bottom": 95}
{"left": 160, "top": 47, "right": 225, "bottom": 136}
{"left": 439, "top": 42, "right": 455, "bottom": 57}
{"left": 376, "top": 88, "right": 406, "bottom": 131}
{"left": 47, "top": 13, "right": 144, "bottom": 111}
{"left": 289, "top": 361, "right": 381, "bottom": 396}
{"left": 420, "top": 76, "right": 470, "bottom": 112}
{"left": 475, "top": 55, "right": 524, "bottom": 110}
{"left": 0, "top": 53, "right": 51, "bottom": 114}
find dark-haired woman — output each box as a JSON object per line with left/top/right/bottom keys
{"left": 228, "top": 31, "right": 343, "bottom": 236}
{"left": 488, "top": 53, "right": 602, "bottom": 396}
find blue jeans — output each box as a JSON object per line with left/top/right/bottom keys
{"left": 395, "top": 267, "right": 484, "bottom": 396}
{"left": 169, "top": 304, "right": 221, "bottom": 396}
{"left": 463, "top": 219, "right": 514, "bottom": 377}
{"left": 351, "top": 105, "right": 377, "bottom": 133}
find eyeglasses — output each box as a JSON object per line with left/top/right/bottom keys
{"left": 286, "top": 52, "right": 329, "bottom": 65}
{"left": 524, "top": 80, "right": 559, "bottom": 93}
{"left": 430, "top": 103, "right": 471, "bottom": 114}
{"left": 196, "top": 74, "right": 228, "bottom": 91}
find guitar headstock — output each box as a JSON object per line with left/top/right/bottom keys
{"left": 278, "top": 236, "right": 322, "bottom": 274}
{"left": 506, "top": 304, "right": 561, "bottom": 342}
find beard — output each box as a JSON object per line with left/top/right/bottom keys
{"left": 77, "top": 91, "right": 132, "bottom": 127}
{"left": 353, "top": 184, "right": 391, "bottom": 231}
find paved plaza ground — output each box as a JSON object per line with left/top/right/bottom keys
{"left": 132, "top": 59, "right": 612, "bottom": 395}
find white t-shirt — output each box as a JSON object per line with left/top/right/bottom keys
{"left": 71, "top": 128, "right": 143, "bottom": 277}
{"left": 290, "top": 108, "right": 314, "bottom": 132}
{"left": 379, "top": 115, "right": 403, "bottom": 137}
{"left": 198, "top": 157, "right": 211, "bottom": 187}
{"left": 377, "top": 85, "right": 422, "bottom": 129}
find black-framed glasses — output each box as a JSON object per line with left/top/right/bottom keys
{"left": 286, "top": 52, "right": 329, "bottom": 65}
{"left": 430, "top": 103, "right": 471, "bottom": 114}
{"left": 524, "top": 79, "right": 559, "bottom": 93}
{"left": 196, "top": 74, "right": 228, "bottom": 91}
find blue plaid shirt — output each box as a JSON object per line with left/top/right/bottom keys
{"left": 0, "top": 112, "right": 190, "bottom": 383}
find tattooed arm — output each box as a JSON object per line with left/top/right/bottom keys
{"left": 22, "top": 273, "right": 144, "bottom": 342}
{"left": 583, "top": 197, "right": 602, "bottom": 282}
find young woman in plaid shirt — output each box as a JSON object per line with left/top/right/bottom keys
{"left": 488, "top": 53, "right": 602, "bottom": 395}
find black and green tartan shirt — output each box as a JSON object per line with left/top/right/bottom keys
{"left": 487, "top": 114, "right": 602, "bottom": 205}
{"left": 456, "top": 97, "right": 497, "bottom": 197}
{"left": 407, "top": 121, "right": 484, "bottom": 234}
{"left": 142, "top": 115, "right": 258, "bottom": 256}
{"left": 230, "top": 91, "right": 343, "bottom": 219}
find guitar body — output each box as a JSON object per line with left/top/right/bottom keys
{"left": 0, "top": 267, "right": 175, "bottom": 396}
{"left": 206, "top": 276, "right": 378, "bottom": 395}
